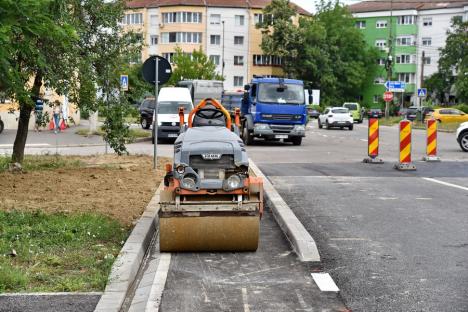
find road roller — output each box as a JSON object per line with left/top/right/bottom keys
{"left": 159, "top": 98, "right": 263, "bottom": 252}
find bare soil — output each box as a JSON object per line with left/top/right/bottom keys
{"left": 0, "top": 155, "right": 170, "bottom": 226}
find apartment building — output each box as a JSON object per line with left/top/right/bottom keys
{"left": 349, "top": 1, "right": 468, "bottom": 107}
{"left": 123, "top": 0, "right": 309, "bottom": 90}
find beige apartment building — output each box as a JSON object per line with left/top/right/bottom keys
{"left": 123, "top": 0, "right": 309, "bottom": 89}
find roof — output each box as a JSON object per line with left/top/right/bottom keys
{"left": 348, "top": 0, "right": 468, "bottom": 13}
{"left": 125, "top": 0, "right": 311, "bottom": 15}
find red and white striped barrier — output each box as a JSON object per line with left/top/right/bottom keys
{"left": 394, "top": 119, "right": 416, "bottom": 171}
{"left": 423, "top": 119, "right": 441, "bottom": 162}
{"left": 363, "top": 118, "right": 383, "bottom": 163}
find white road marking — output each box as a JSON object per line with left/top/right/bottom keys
{"left": 241, "top": 287, "right": 251, "bottom": 312}
{"left": 378, "top": 197, "right": 398, "bottom": 200}
{"left": 294, "top": 289, "right": 313, "bottom": 311}
{"left": 145, "top": 253, "right": 171, "bottom": 312}
{"left": 311, "top": 273, "right": 339, "bottom": 292}
{"left": 360, "top": 139, "right": 368, "bottom": 142}
{"left": 422, "top": 177, "right": 468, "bottom": 192}
{"left": 416, "top": 197, "right": 432, "bottom": 200}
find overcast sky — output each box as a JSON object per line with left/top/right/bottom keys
{"left": 291, "top": 0, "right": 355, "bottom": 13}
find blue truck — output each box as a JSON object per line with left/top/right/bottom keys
{"left": 240, "top": 77, "right": 310, "bottom": 146}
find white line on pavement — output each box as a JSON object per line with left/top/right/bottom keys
{"left": 311, "top": 273, "right": 340, "bottom": 292}
{"left": 422, "top": 177, "right": 468, "bottom": 192}
{"left": 360, "top": 139, "right": 368, "bottom": 142}
{"left": 145, "top": 253, "right": 171, "bottom": 312}
{"left": 241, "top": 287, "right": 251, "bottom": 312}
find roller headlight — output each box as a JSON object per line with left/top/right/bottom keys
{"left": 225, "top": 174, "right": 242, "bottom": 190}
{"left": 176, "top": 165, "right": 185, "bottom": 174}
{"left": 181, "top": 175, "right": 197, "bottom": 190}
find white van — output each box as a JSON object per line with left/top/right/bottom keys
{"left": 153, "top": 87, "right": 193, "bottom": 143}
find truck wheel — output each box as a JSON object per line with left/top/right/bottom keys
{"left": 0, "top": 120, "right": 3, "bottom": 134}
{"left": 242, "top": 126, "right": 253, "bottom": 145}
{"left": 291, "top": 137, "right": 302, "bottom": 146}
{"left": 318, "top": 119, "right": 323, "bottom": 129}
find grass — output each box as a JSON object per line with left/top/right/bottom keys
{"left": 0, "top": 155, "right": 83, "bottom": 172}
{"left": 413, "top": 121, "right": 461, "bottom": 132}
{"left": 75, "top": 128, "right": 150, "bottom": 141}
{"left": 0, "top": 210, "right": 128, "bottom": 292}
{"left": 378, "top": 116, "right": 403, "bottom": 126}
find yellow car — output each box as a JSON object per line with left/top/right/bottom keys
{"left": 427, "top": 108, "right": 468, "bottom": 123}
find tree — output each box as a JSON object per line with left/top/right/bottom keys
{"left": 424, "top": 72, "right": 452, "bottom": 104}
{"left": 167, "top": 47, "right": 223, "bottom": 85}
{"left": 438, "top": 17, "right": 468, "bottom": 103}
{"left": 0, "top": 0, "right": 142, "bottom": 163}
{"left": 259, "top": 0, "right": 379, "bottom": 106}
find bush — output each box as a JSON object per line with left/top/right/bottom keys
{"left": 454, "top": 104, "right": 468, "bottom": 113}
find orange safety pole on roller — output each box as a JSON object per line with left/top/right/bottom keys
{"left": 423, "top": 119, "right": 441, "bottom": 162}
{"left": 363, "top": 118, "right": 383, "bottom": 164}
{"left": 394, "top": 119, "right": 416, "bottom": 171}
{"left": 178, "top": 107, "right": 185, "bottom": 128}
{"left": 234, "top": 108, "right": 241, "bottom": 127}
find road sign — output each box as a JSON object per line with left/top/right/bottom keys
{"left": 120, "top": 75, "right": 128, "bottom": 91}
{"left": 383, "top": 91, "right": 393, "bottom": 102}
{"left": 142, "top": 56, "right": 172, "bottom": 85}
{"left": 418, "top": 88, "right": 427, "bottom": 97}
{"left": 385, "top": 81, "right": 406, "bottom": 92}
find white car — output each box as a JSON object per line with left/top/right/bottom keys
{"left": 456, "top": 122, "right": 468, "bottom": 152}
{"left": 318, "top": 107, "right": 354, "bottom": 130}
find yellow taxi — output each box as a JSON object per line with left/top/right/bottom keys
{"left": 426, "top": 108, "right": 468, "bottom": 123}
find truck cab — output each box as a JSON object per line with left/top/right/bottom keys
{"left": 241, "top": 77, "right": 308, "bottom": 145}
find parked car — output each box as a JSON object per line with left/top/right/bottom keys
{"left": 456, "top": 122, "right": 468, "bottom": 152}
{"left": 0, "top": 116, "right": 3, "bottom": 134}
{"left": 406, "top": 106, "right": 419, "bottom": 121}
{"left": 397, "top": 107, "right": 408, "bottom": 117}
{"left": 318, "top": 107, "right": 353, "bottom": 130}
{"left": 307, "top": 105, "right": 321, "bottom": 119}
{"left": 368, "top": 108, "right": 383, "bottom": 118}
{"left": 343, "top": 102, "right": 363, "bottom": 123}
{"left": 139, "top": 98, "right": 155, "bottom": 129}
{"left": 426, "top": 108, "right": 468, "bottom": 123}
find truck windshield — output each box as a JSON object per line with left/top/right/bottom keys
{"left": 158, "top": 101, "right": 192, "bottom": 114}
{"left": 258, "top": 83, "right": 304, "bottom": 105}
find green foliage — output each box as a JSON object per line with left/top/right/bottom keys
{"left": 438, "top": 17, "right": 468, "bottom": 102}
{"left": 425, "top": 72, "right": 452, "bottom": 104}
{"left": 167, "top": 47, "right": 223, "bottom": 85}
{"left": 454, "top": 104, "right": 468, "bottom": 114}
{"left": 0, "top": 210, "right": 128, "bottom": 292}
{"left": 259, "top": 0, "right": 379, "bottom": 106}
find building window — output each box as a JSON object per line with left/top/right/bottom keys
{"left": 209, "top": 55, "right": 220, "bottom": 65}
{"left": 376, "top": 20, "right": 387, "bottom": 28}
{"left": 254, "top": 13, "right": 263, "bottom": 25}
{"left": 377, "top": 58, "right": 385, "bottom": 66}
{"left": 397, "top": 15, "right": 415, "bottom": 25}
{"left": 422, "top": 17, "right": 432, "bottom": 26}
{"left": 210, "top": 14, "right": 221, "bottom": 24}
{"left": 424, "top": 57, "right": 431, "bottom": 65}
{"left": 375, "top": 39, "right": 387, "bottom": 49}
{"left": 396, "top": 36, "right": 414, "bottom": 46}
{"left": 234, "top": 56, "right": 244, "bottom": 66}
{"left": 373, "top": 95, "right": 380, "bottom": 103}
{"left": 398, "top": 73, "right": 415, "bottom": 83}
{"left": 162, "top": 12, "right": 202, "bottom": 24}
{"left": 235, "top": 15, "right": 245, "bottom": 26}
{"left": 122, "top": 13, "right": 143, "bottom": 25}
{"left": 396, "top": 54, "right": 414, "bottom": 64}
{"left": 234, "top": 76, "right": 244, "bottom": 87}
{"left": 150, "top": 35, "right": 158, "bottom": 45}
{"left": 234, "top": 36, "right": 244, "bottom": 45}
{"left": 374, "top": 77, "right": 385, "bottom": 84}
{"left": 422, "top": 37, "right": 432, "bottom": 46}
{"left": 161, "top": 32, "right": 202, "bottom": 44}
{"left": 253, "top": 55, "right": 282, "bottom": 66}
{"left": 150, "top": 15, "right": 158, "bottom": 26}
{"left": 355, "top": 21, "right": 366, "bottom": 29}
{"left": 162, "top": 52, "right": 175, "bottom": 63}
{"left": 210, "top": 35, "right": 221, "bottom": 45}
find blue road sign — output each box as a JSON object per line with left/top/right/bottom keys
{"left": 385, "top": 81, "right": 406, "bottom": 92}
{"left": 418, "top": 88, "right": 427, "bottom": 97}
{"left": 120, "top": 75, "right": 129, "bottom": 91}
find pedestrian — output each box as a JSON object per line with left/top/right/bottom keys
{"left": 34, "top": 97, "right": 44, "bottom": 132}
{"left": 52, "top": 100, "right": 61, "bottom": 134}
{"left": 61, "top": 95, "right": 69, "bottom": 129}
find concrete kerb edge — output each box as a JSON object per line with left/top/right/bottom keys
{"left": 94, "top": 183, "right": 163, "bottom": 312}
{"left": 249, "top": 159, "right": 321, "bottom": 263}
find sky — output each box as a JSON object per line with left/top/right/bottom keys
{"left": 291, "top": 0, "right": 355, "bottom": 14}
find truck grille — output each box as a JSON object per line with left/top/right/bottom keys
{"left": 189, "top": 155, "right": 235, "bottom": 169}
{"left": 270, "top": 124, "right": 294, "bottom": 134}
{"left": 262, "top": 114, "right": 301, "bottom": 121}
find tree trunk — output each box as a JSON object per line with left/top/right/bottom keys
{"left": 12, "top": 73, "right": 42, "bottom": 163}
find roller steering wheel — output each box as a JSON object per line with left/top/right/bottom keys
{"left": 195, "top": 108, "right": 225, "bottom": 120}
{"left": 188, "top": 98, "right": 232, "bottom": 129}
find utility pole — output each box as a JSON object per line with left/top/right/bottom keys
{"left": 222, "top": 20, "right": 225, "bottom": 78}
{"left": 385, "top": 0, "right": 393, "bottom": 118}
{"left": 420, "top": 50, "right": 425, "bottom": 108}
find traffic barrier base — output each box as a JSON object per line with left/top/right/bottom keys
{"left": 394, "top": 119, "right": 416, "bottom": 171}
{"left": 422, "top": 119, "right": 441, "bottom": 162}
{"left": 363, "top": 118, "right": 384, "bottom": 164}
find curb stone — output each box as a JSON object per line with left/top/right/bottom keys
{"left": 94, "top": 184, "right": 162, "bottom": 312}
{"left": 249, "top": 159, "right": 321, "bottom": 263}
